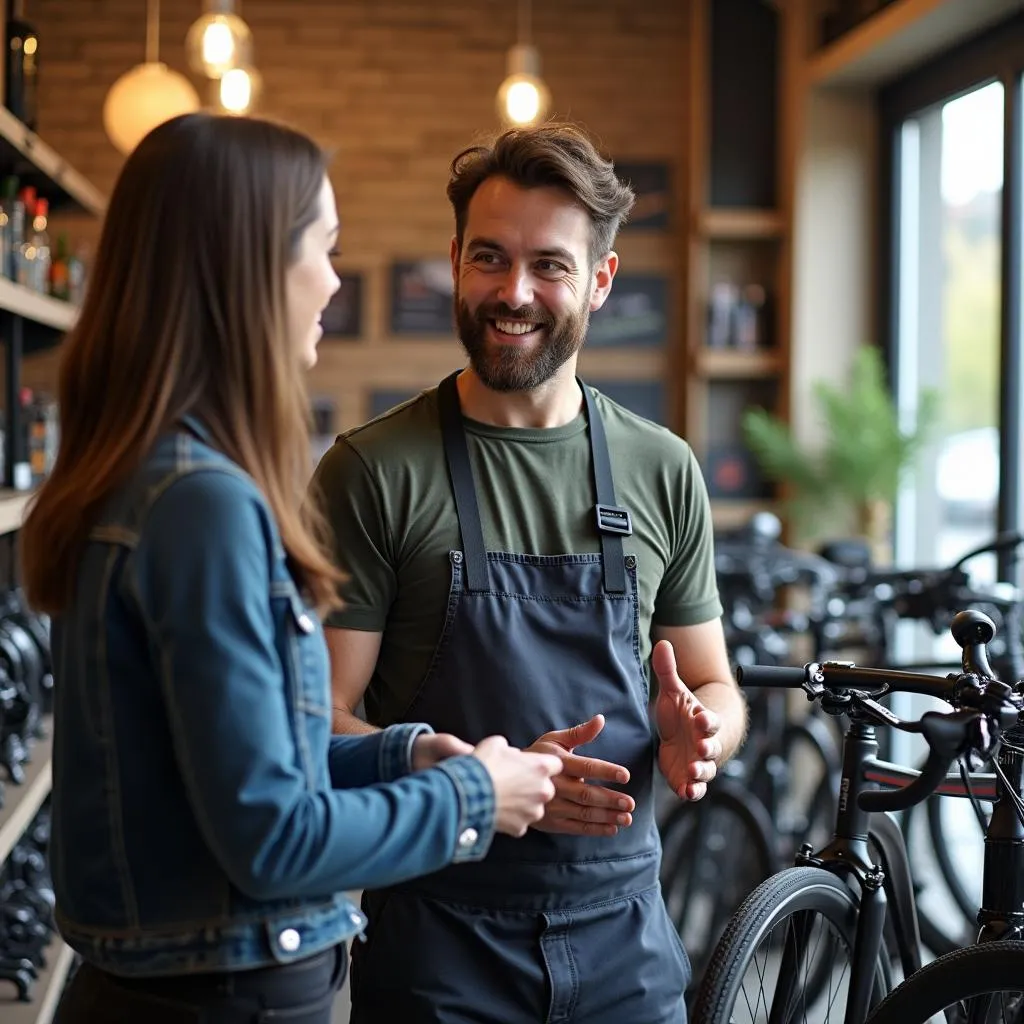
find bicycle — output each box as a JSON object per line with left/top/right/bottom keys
{"left": 690, "top": 609, "right": 1020, "bottom": 1024}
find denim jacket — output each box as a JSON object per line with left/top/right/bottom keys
{"left": 49, "top": 419, "right": 496, "bottom": 976}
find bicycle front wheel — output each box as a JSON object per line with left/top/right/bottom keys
{"left": 865, "top": 941, "right": 1024, "bottom": 1024}
{"left": 691, "top": 866, "right": 893, "bottom": 1024}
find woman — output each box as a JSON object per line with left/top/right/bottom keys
{"left": 20, "top": 112, "right": 561, "bottom": 1024}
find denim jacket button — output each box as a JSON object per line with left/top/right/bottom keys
{"left": 297, "top": 613, "right": 315, "bottom": 634}
{"left": 349, "top": 911, "right": 362, "bottom": 927}
{"left": 458, "top": 827, "right": 478, "bottom": 848}
{"left": 279, "top": 928, "right": 302, "bottom": 953}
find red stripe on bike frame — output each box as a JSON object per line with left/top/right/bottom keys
{"left": 862, "top": 768, "right": 998, "bottom": 801}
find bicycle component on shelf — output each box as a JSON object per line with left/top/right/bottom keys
{"left": 0, "top": 801, "right": 57, "bottom": 1002}
{"left": 0, "top": 586, "right": 53, "bottom": 792}
{"left": 691, "top": 610, "right": 1024, "bottom": 1024}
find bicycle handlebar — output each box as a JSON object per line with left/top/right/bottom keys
{"left": 735, "top": 661, "right": 965, "bottom": 701}
{"left": 858, "top": 709, "right": 988, "bottom": 812}
{"left": 735, "top": 609, "right": 1022, "bottom": 815}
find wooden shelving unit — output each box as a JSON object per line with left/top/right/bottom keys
{"left": 695, "top": 347, "right": 783, "bottom": 378}
{"left": 0, "top": 487, "right": 34, "bottom": 534}
{"left": 0, "top": 88, "right": 103, "bottom": 496}
{"left": 806, "top": 0, "right": 1022, "bottom": 89}
{"left": 0, "top": 56, "right": 104, "bottom": 1024}
{"left": 682, "top": 0, "right": 794, "bottom": 526}
{"left": 697, "top": 208, "right": 786, "bottom": 240}
{"left": 0, "top": 105, "right": 105, "bottom": 216}
{"left": 0, "top": 279, "right": 77, "bottom": 333}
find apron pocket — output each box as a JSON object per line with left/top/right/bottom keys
{"left": 351, "top": 891, "right": 548, "bottom": 1024}
{"left": 565, "top": 886, "right": 689, "bottom": 1024}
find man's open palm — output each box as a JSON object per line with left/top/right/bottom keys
{"left": 653, "top": 639, "right": 722, "bottom": 801}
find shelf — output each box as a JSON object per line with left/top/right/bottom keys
{"left": 0, "top": 718, "right": 53, "bottom": 865}
{"left": 806, "top": 0, "right": 1022, "bottom": 89}
{"left": 0, "top": 106, "right": 105, "bottom": 216}
{"left": 712, "top": 499, "right": 777, "bottom": 531}
{"left": 0, "top": 488, "right": 34, "bottom": 535}
{"left": 695, "top": 347, "right": 782, "bottom": 378}
{"left": 697, "top": 208, "right": 785, "bottom": 240}
{"left": 0, "top": 278, "right": 77, "bottom": 332}
{"left": 1, "top": 938, "right": 75, "bottom": 1024}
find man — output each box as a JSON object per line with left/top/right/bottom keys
{"left": 311, "top": 122, "right": 747, "bottom": 1023}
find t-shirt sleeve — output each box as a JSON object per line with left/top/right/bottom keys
{"left": 309, "top": 439, "right": 396, "bottom": 631}
{"left": 653, "top": 444, "right": 724, "bottom": 627}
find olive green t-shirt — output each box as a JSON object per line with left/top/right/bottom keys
{"left": 312, "top": 384, "right": 723, "bottom": 727}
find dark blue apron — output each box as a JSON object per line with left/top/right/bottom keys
{"left": 349, "top": 371, "right": 689, "bottom": 1024}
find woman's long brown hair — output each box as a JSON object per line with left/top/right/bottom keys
{"left": 21, "top": 112, "right": 343, "bottom": 615}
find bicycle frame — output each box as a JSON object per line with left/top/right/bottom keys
{"left": 791, "top": 709, "right": 1024, "bottom": 1024}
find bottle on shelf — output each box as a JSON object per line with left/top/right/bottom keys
{"left": 67, "top": 243, "right": 88, "bottom": 304}
{"left": 13, "top": 386, "right": 33, "bottom": 491}
{"left": 28, "top": 196, "right": 50, "bottom": 294}
{"left": 15, "top": 184, "right": 35, "bottom": 287}
{"left": 28, "top": 391, "right": 57, "bottom": 485}
{"left": 5, "top": 0, "right": 40, "bottom": 131}
{"left": 50, "top": 231, "right": 69, "bottom": 300}
{"left": 2, "top": 177, "right": 24, "bottom": 282}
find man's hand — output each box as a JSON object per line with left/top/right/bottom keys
{"left": 412, "top": 733, "right": 474, "bottom": 771}
{"left": 653, "top": 639, "right": 722, "bottom": 801}
{"left": 526, "top": 715, "right": 635, "bottom": 836}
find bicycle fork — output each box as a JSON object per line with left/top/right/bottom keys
{"left": 846, "top": 865, "right": 888, "bottom": 1024}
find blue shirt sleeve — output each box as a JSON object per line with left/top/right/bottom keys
{"left": 326, "top": 722, "right": 433, "bottom": 789}
{"left": 130, "top": 469, "right": 493, "bottom": 901}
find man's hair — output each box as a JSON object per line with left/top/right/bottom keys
{"left": 446, "top": 122, "right": 636, "bottom": 263}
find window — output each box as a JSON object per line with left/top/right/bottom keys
{"left": 893, "top": 81, "right": 1004, "bottom": 586}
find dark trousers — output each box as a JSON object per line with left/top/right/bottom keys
{"left": 54, "top": 944, "right": 347, "bottom": 1024}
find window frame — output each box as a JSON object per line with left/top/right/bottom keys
{"left": 879, "top": 13, "right": 1024, "bottom": 580}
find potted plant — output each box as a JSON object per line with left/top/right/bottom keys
{"left": 741, "top": 345, "right": 939, "bottom": 558}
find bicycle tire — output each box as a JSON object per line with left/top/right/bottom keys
{"left": 691, "top": 866, "right": 893, "bottom": 1023}
{"left": 865, "top": 940, "right": 1024, "bottom": 1023}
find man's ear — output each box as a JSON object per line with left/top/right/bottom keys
{"left": 589, "top": 251, "right": 619, "bottom": 312}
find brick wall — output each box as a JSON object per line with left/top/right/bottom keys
{"left": 25, "top": 0, "right": 688, "bottom": 430}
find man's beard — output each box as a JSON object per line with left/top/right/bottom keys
{"left": 455, "top": 290, "right": 589, "bottom": 393}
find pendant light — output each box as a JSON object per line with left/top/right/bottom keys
{"left": 218, "top": 63, "right": 261, "bottom": 115}
{"left": 102, "top": 0, "right": 201, "bottom": 155}
{"left": 496, "top": 0, "right": 551, "bottom": 127}
{"left": 185, "top": 0, "right": 253, "bottom": 80}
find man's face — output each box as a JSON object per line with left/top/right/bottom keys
{"left": 451, "top": 177, "right": 616, "bottom": 392}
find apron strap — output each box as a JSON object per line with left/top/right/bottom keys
{"left": 437, "top": 371, "right": 632, "bottom": 595}
{"left": 579, "top": 379, "right": 631, "bottom": 594}
{"left": 438, "top": 371, "right": 490, "bottom": 592}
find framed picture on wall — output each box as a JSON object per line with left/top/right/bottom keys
{"left": 390, "top": 259, "right": 454, "bottom": 335}
{"left": 320, "top": 272, "right": 363, "bottom": 339}
{"left": 614, "top": 162, "right": 672, "bottom": 231}
{"left": 587, "top": 274, "right": 668, "bottom": 348}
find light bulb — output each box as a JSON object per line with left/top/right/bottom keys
{"left": 219, "top": 65, "right": 260, "bottom": 115}
{"left": 203, "top": 21, "right": 236, "bottom": 69}
{"left": 505, "top": 80, "right": 541, "bottom": 124}
{"left": 495, "top": 44, "right": 550, "bottom": 127}
{"left": 185, "top": 11, "right": 252, "bottom": 79}
{"left": 103, "top": 63, "right": 201, "bottom": 154}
